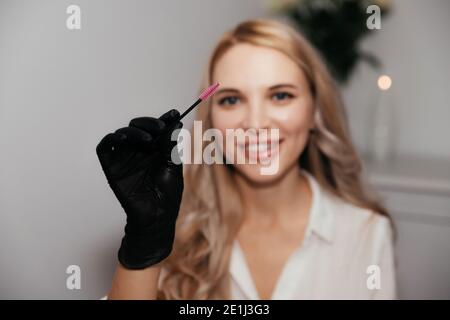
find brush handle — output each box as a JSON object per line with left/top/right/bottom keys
{"left": 179, "top": 98, "right": 202, "bottom": 121}
{"left": 153, "top": 82, "right": 220, "bottom": 143}
{"left": 152, "top": 98, "right": 201, "bottom": 145}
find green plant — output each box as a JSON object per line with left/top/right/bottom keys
{"left": 272, "top": 0, "right": 391, "bottom": 83}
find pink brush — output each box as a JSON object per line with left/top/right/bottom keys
{"left": 178, "top": 82, "right": 220, "bottom": 121}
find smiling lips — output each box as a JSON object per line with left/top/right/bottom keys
{"left": 237, "top": 139, "right": 283, "bottom": 163}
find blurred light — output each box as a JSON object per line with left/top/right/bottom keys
{"left": 378, "top": 75, "right": 392, "bottom": 90}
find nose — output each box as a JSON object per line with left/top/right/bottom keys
{"left": 241, "top": 100, "right": 271, "bottom": 131}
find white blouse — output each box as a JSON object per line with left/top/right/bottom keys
{"left": 104, "top": 170, "right": 396, "bottom": 300}
{"left": 228, "top": 170, "right": 396, "bottom": 299}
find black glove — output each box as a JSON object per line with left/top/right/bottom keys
{"left": 96, "top": 109, "right": 184, "bottom": 269}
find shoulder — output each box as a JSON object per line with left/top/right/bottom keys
{"left": 322, "top": 189, "right": 393, "bottom": 251}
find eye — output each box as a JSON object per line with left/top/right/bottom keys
{"left": 217, "top": 96, "right": 240, "bottom": 106}
{"left": 271, "top": 91, "right": 294, "bottom": 102}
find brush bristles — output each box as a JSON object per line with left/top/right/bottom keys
{"left": 199, "top": 82, "right": 220, "bottom": 100}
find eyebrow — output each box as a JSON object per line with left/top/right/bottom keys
{"left": 214, "top": 83, "right": 299, "bottom": 95}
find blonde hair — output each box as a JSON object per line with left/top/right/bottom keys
{"left": 158, "top": 18, "right": 390, "bottom": 299}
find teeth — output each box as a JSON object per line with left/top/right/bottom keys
{"left": 247, "top": 144, "right": 269, "bottom": 152}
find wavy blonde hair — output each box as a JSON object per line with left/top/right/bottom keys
{"left": 158, "top": 18, "right": 390, "bottom": 299}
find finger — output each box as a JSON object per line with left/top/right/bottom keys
{"left": 168, "top": 121, "right": 183, "bottom": 142}
{"left": 160, "top": 121, "right": 183, "bottom": 159}
{"left": 114, "top": 126, "right": 153, "bottom": 149}
{"left": 159, "top": 109, "right": 180, "bottom": 126}
{"left": 96, "top": 132, "right": 126, "bottom": 155}
{"left": 129, "top": 117, "right": 165, "bottom": 136}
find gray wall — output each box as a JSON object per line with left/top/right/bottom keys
{"left": 342, "top": 0, "right": 450, "bottom": 159}
{"left": 1, "top": 0, "right": 449, "bottom": 299}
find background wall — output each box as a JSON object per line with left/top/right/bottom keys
{"left": 342, "top": 0, "right": 450, "bottom": 159}
{"left": 0, "top": 0, "right": 449, "bottom": 299}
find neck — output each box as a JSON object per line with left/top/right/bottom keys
{"left": 233, "top": 165, "right": 312, "bottom": 225}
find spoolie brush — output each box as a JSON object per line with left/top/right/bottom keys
{"left": 178, "top": 82, "right": 220, "bottom": 121}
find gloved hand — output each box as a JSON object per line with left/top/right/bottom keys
{"left": 96, "top": 109, "right": 184, "bottom": 269}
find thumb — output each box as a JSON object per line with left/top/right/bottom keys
{"left": 160, "top": 121, "right": 183, "bottom": 161}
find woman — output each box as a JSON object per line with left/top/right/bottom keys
{"left": 96, "top": 19, "right": 396, "bottom": 300}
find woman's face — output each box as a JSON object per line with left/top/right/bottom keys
{"left": 210, "top": 43, "right": 314, "bottom": 184}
